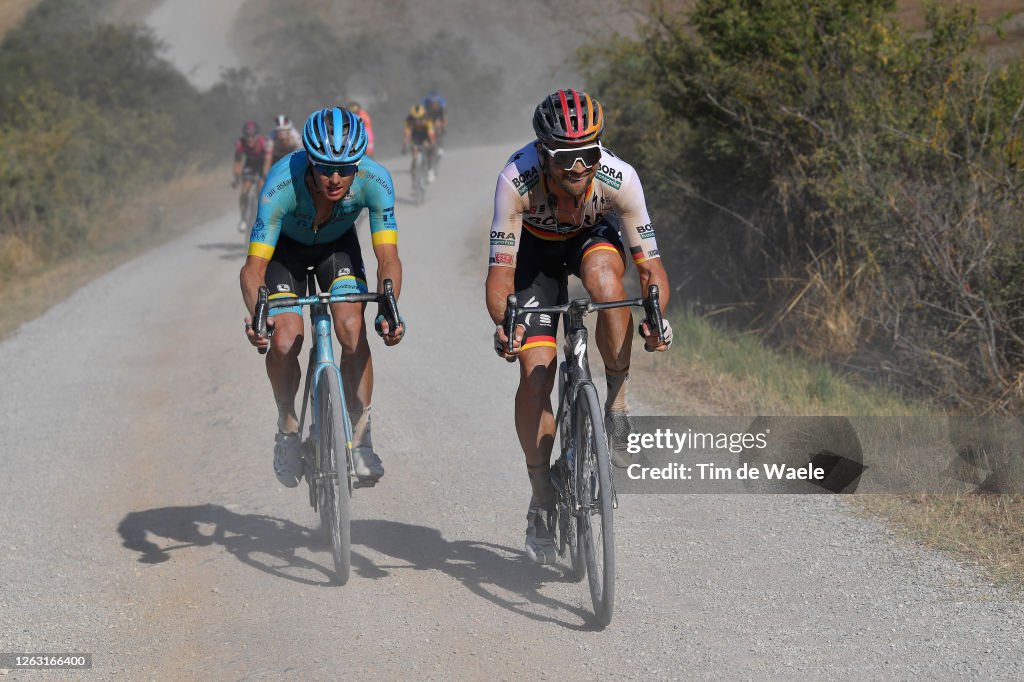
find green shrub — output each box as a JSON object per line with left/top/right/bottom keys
{"left": 582, "top": 0, "right": 1024, "bottom": 410}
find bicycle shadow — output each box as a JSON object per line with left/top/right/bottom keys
{"left": 117, "top": 504, "right": 336, "bottom": 586}
{"left": 351, "top": 519, "right": 596, "bottom": 630}
{"left": 117, "top": 505, "right": 597, "bottom": 629}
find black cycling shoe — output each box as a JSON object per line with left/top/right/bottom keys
{"left": 605, "top": 411, "right": 634, "bottom": 468}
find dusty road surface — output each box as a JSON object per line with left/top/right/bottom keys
{"left": 2, "top": 145, "right": 1023, "bottom": 679}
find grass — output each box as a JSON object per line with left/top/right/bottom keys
{"left": 0, "top": 164, "right": 233, "bottom": 341}
{"left": 637, "top": 307, "right": 929, "bottom": 417}
{"left": 631, "top": 308, "right": 1024, "bottom": 590}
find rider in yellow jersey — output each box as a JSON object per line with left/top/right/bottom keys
{"left": 402, "top": 104, "right": 437, "bottom": 184}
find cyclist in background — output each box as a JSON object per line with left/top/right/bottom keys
{"left": 233, "top": 120, "right": 271, "bottom": 232}
{"left": 403, "top": 104, "right": 437, "bottom": 183}
{"left": 265, "top": 114, "right": 302, "bottom": 174}
{"left": 240, "top": 107, "right": 405, "bottom": 487}
{"left": 348, "top": 102, "right": 375, "bottom": 157}
{"left": 423, "top": 91, "right": 447, "bottom": 155}
{"left": 485, "top": 89, "right": 672, "bottom": 564}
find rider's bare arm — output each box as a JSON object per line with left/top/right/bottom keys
{"left": 487, "top": 173, "right": 526, "bottom": 272}
{"left": 240, "top": 255, "right": 270, "bottom": 316}
{"left": 485, "top": 265, "right": 515, "bottom": 325}
{"left": 373, "top": 244, "right": 402, "bottom": 299}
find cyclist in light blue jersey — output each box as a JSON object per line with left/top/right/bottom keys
{"left": 241, "top": 107, "right": 405, "bottom": 488}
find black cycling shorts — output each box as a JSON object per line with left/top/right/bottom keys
{"left": 265, "top": 230, "right": 368, "bottom": 317}
{"left": 513, "top": 219, "right": 625, "bottom": 352}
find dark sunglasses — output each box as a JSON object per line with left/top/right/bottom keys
{"left": 542, "top": 143, "right": 602, "bottom": 170}
{"left": 311, "top": 161, "right": 359, "bottom": 177}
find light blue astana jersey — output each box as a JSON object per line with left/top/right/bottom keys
{"left": 246, "top": 150, "right": 398, "bottom": 260}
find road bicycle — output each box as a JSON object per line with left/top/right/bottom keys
{"left": 253, "top": 271, "right": 400, "bottom": 584}
{"left": 238, "top": 168, "right": 263, "bottom": 235}
{"left": 503, "top": 285, "right": 665, "bottom": 625}
{"left": 409, "top": 144, "right": 430, "bottom": 205}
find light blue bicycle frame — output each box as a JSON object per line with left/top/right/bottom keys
{"left": 291, "top": 294, "right": 356, "bottom": 493}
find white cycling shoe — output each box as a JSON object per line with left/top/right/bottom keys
{"left": 273, "top": 432, "right": 304, "bottom": 488}
{"left": 351, "top": 447, "right": 384, "bottom": 482}
{"left": 525, "top": 503, "right": 557, "bottom": 565}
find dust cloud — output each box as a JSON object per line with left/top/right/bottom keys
{"left": 144, "top": 0, "right": 640, "bottom": 151}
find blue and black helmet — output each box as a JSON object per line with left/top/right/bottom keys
{"left": 302, "top": 107, "right": 367, "bottom": 164}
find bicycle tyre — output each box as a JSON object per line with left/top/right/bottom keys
{"left": 411, "top": 155, "right": 426, "bottom": 205}
{"left": 243, "top": 185, "right": 259, "bottom": 233}
{"left": 317, "top": 370, "right": 352, "bottom": 584}
{"left": 556, "top": 369, "right": 585, "bottom": 582}
{"left": 576, "top": 382, "right": 615, "bottom": 625}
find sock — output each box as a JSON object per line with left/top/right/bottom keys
{"left": 276, "top": 402, "right": 298, "bottom": 434}
{"left": 527, "top": 463, "right": 555, "bottom": 505}
{"left": 349, "top": 405, "right": 372, "bottom": 451}
{"left": 605, "top": 366, "right": 630, "bottom": 414}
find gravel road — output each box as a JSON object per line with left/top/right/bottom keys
{"left": 1, "top": 146, "right": 1023, "bottom": 680}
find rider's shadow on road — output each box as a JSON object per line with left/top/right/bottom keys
{"left": 351, "top": 519, "right": 595, "bottom": 629}
{"left": 117, "top": 505, "right": 594, "bottom": 629}
{"left": 118, "top": 504, "right": 336, "bottom": 586}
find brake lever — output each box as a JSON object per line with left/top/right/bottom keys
{"left": 254, "top": 286, "right": 270, "bottom": 355}
{"left": 642, "top": 284, "right": 665, "bottom": 350}
{"left": 504, "top": 294, "right": 518, "bottom": 354}
{"left": 381, "top": 279, "right": 401, "bottom": 333}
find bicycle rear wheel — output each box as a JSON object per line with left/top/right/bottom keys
{"left": 576, "top": 382, "right": 615, "bottom": 625}
{"left": 316, "top": 370, "right": 352, "bottom": 584}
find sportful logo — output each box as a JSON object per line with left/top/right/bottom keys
{"left": 522, "top": 296, "right": 540, "bottom": 328}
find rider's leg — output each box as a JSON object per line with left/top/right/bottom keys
{"left": 580, "top": 248, "right": 636, "bottom": 466}
{"left": 266, "top": 312, "right": 305, "bottom": 433}
{"left": 516, "top": 347, "right": 558, "bottom": 505}
{"left": 518, "top": 346, "right": 559, "bottom": 564}
{"left": 580, "top": 249, "right": 632, "bottom": 384}
{"left": 331, "top": 301, "right": 373, "bottom": 445}
{"left": 331, "top": 300, "right": 384, "bottom": 480}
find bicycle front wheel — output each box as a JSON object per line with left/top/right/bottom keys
{"left": 317, "top": 370, "right": 352, "bottom": 584}
{"left": 576, "top": 382, "right": 615, "bottom": 625}
{"left": 411, "top": 156, "right": 426, "bottom": 205}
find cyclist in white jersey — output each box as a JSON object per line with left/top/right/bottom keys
{"left": 485, "top": 89, "right": 672, "bottom": 564}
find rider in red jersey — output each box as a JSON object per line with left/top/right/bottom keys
{"left": 233, "top": 120, "right": 271, "bottom": 232}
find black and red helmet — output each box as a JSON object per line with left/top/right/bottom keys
{"left": 532, "top": 89, "right": 605, "bottom": 145}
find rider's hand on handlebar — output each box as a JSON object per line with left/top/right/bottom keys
{"left": 245, "top": 314, "right": 274, "bottom": 351}
{"left": 494, "top": 323, "right": 526, "bottom": 362}
{"left": 375, "top": 314, "right": 406, "bottom": 347}
{"left": 639, "top": 318, "right": 673, "bottom": 352}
